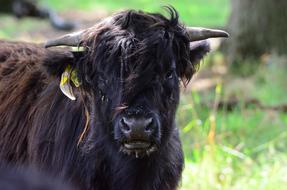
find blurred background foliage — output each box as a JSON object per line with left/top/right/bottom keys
{"left": 42, "top": 0, "right": 230, "bottom": 26}
{"left": 0, "top": 0, "right": 287, "bottom": 190}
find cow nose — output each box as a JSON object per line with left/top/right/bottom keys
{"left": 120, "top": 117, "right": 155, "bottom": 139}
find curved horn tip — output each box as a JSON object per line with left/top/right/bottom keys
{"left": 44, "top": 41, "right": 56, "bottom": 48}
{"left": 219, "top": 30, "right": 230, "bottom": 38}
{"left": 187, "top": 27, "right": 230, "bottom": 41}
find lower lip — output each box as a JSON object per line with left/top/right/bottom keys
{"left": 124, "top": 142, "right": 151, "bottom": 149}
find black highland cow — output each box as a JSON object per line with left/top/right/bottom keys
{"left": 0, "top": 7, "right": 228, "bottom": 190}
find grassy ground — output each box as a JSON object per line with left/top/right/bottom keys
{"left": 1, "top": 0, "right": 287, "bottom": 189}
{"left": 178, "top": 55, "right": 287, "bottom": 190}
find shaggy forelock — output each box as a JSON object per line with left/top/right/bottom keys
{"left": 77, "top": 7, "right": 194, "bottom": 100}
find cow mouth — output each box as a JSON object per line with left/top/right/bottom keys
{"left": 120, "top": 141, "right": 157, "bottom": 158}
{"left": 124, "top": 141, "right": 151, "bottom": 149}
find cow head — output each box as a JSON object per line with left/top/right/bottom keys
{"left": 44, "top": 7, "right": 228, "bottom": 158}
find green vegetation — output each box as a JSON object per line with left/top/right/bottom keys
{"left": 178, "top": 56, "right": 287, "bottom": 190}
{"left": 41, "top": 0, "right": 230, "bottom": 26}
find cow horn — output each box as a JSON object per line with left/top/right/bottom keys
{"left": 45, "top": 26, "right": 229, "bottom": 47}
{"left": 45, "top": 30, "right": 85, "bottom": 48}
{"left": 186, "top": 27, "right": 229, "bottom": 41}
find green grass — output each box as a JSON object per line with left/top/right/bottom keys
{"left": 177, "top": 58, "right": 287, "bottom": 190}
{"left": 40, "top": 0, "right": 230, "bottom": 26}
{"left": 0, "top": 16, "right": 47, "bottom": 39}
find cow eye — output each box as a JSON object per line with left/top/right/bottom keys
{"left": 165, "top": 70, "right": 174, "bottom": 80}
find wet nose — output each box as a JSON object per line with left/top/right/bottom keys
{"left": 120, "top": 117, "right": 156, "bottom": 139}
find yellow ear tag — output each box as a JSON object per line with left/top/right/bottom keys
{"left": 71, "top": 69, "right": 81, "bottom": 88}
{"left": 60, "top": 65, "right": 76, "bottom": 101}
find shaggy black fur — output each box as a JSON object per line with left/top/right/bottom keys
{"left": 0, "top": 163, "right": 73, "bottom": 190}
{"left": 0, "top": 7, "right": 210, "bottom": 190}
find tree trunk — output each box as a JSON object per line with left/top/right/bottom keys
{"left": 225, "top": 0, "right": 287, "bottom": 63}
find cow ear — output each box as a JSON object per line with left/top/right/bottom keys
{"left": 189, "top": 40, "right": 210, "bottom": 63}
{"left": 43, "top": 50, "right": 75, "bottom": 77}
{"left": 43, "top": 50, "right": 84, "bottom": 100}
{"left": 180, "top": 40, "right": 210, "bottom": 85}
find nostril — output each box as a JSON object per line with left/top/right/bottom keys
{"left": 121, "top": 118, "right": 131, "bottom": 133}
{"left": 120, "top": 116, "right": 155, "bottom": 135}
